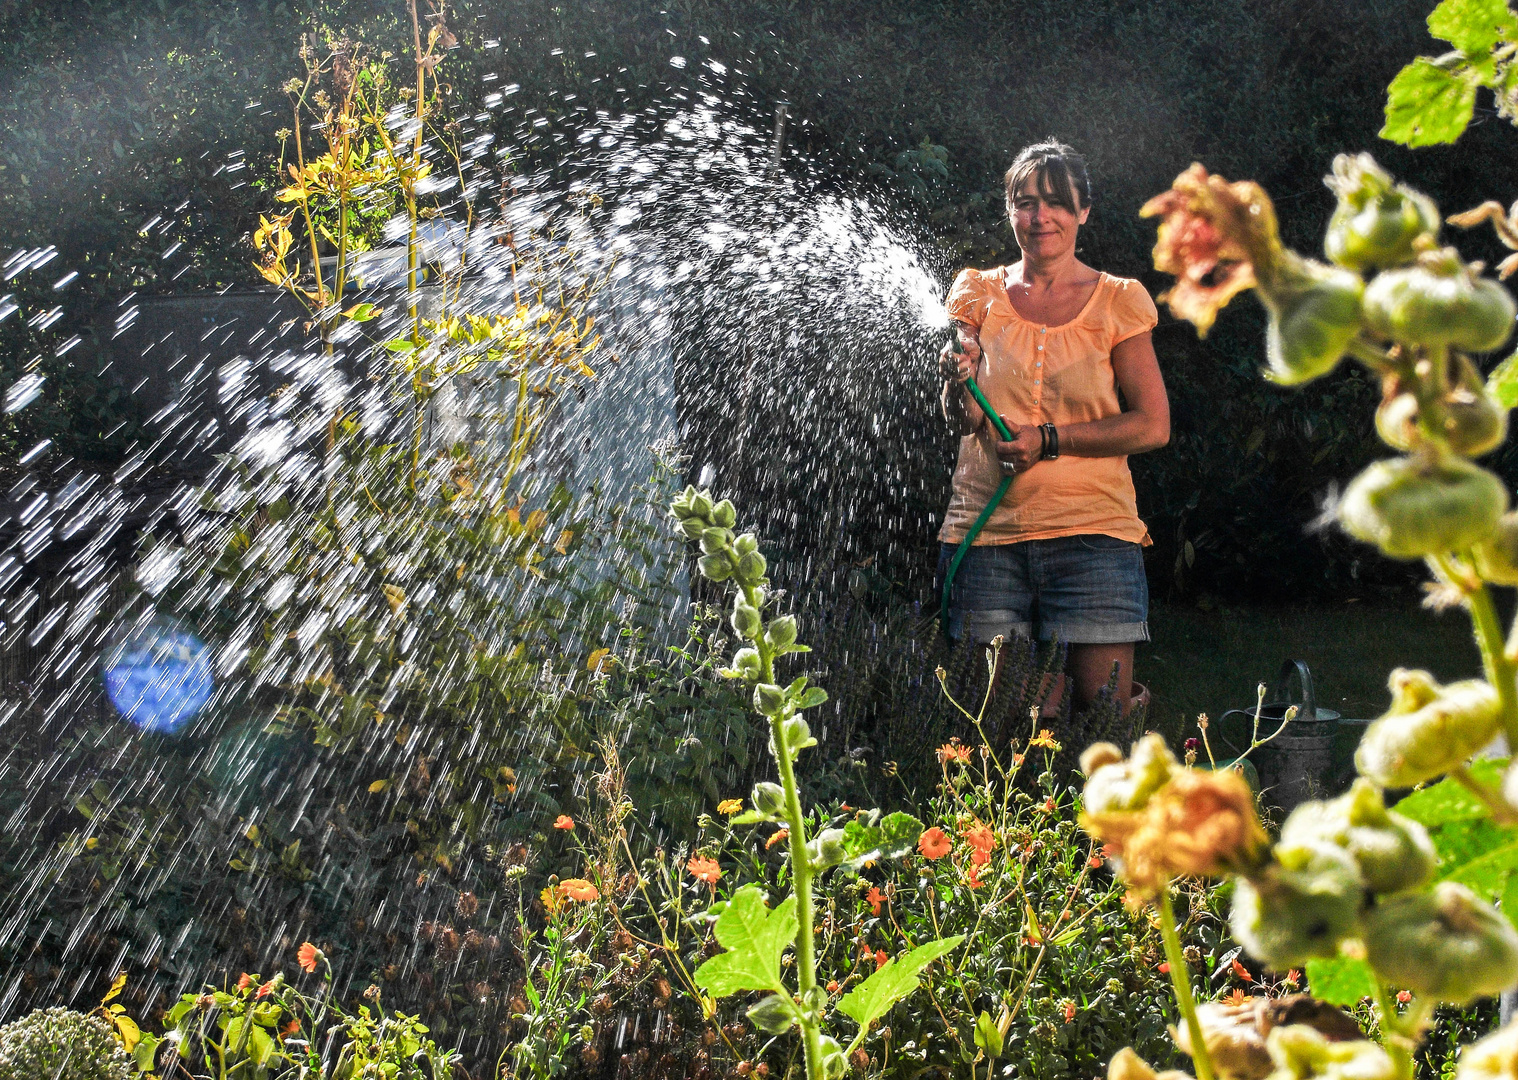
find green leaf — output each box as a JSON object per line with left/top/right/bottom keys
{"left": 1050, "top": 925, "right": 1085, "bottom": 948}
{"left": 729, "top": 809, "right": 778, "bottom": 825}
{"left": 974, "top": 1010, "right": 1004, "bottom": 1059}
{"left": 693, "top": 885, "right": 797, "bottom": 997}
{"left": 1382, "top": 57, "right": 1479, "bottom": 146}
{"left": 133, "top": 1032, "right": 162, "bottom": 1073}
{"left": 1394, "top": 758, "right": 1505, "bottom": 825}
{"left": 1436, "top": 820, "right": 1518, "bottom": 900}
{"left": 838, "top": 936, "right": 963, "bottom": 1031}
{"left": 1489, "top": 351, "right": 1518, "bottom": 408}
{"left": 796, "top": 687, "right": 828, "bottom": 709}
{"left": 1429, "top": 0, "right": 1518, "bottom": 53}
{"left": 842, "top": 811, "right": 924, "bottom": 871}
{"left": 1305, "top": 957, "right": 1378, "bottom": 1007}
{"left": 383, "top": 339, "right": 418, "bottom": 353}
{"left": 342, "top": 302, "right": 381, "bottom": 322}
{"left": 1501, "top": 870, "right": 1518, "bottom": 933}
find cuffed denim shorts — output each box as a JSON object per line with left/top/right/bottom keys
{"left": 937, "top": 535, "right": 1150, "bottom": 645}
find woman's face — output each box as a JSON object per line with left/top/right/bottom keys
{"left": 1009, "top": 172, "right": 1089, "bottom": 261}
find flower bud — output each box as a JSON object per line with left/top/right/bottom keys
{"left": 1375, "top": 357, "right": 1506, "bottom": 458}
{"left": 1323, "top": 153, "right": 1440, "bottom": 272}
{"left": 737, "top": 551, "right": 767, "bottom": 583}
{"left": 1374, "top": 390, "right": 1420, "bottom": 452}
{"left": 728, "top": 647, "right": 761, "bottom": 679}
{"left": 1363, "top": 881, "right": 1518, "bottom": 1005}
{"left": 1455, "top": 1017, "right": 1518, "bottom": 1080}
{"left": 819, "top": 1036, "right": 848, "bottom": 1080}
{"left": 700, "top": 526, "right": 734, "bottom": 555}
{"left": 1262, "top": 263, "right": 1365, "bottom": 385}
{"left": 1474, "top": 513, "right": 1518, "bottom": 586}
{"left": 1080, "top": 742, "right": 1125, "bottom": 775}
{"left": 1354, "top": 669, "right": 1502, "bottom": 788}
{"left": 682, "top": 517, "right": 708, "bottom": 540}
{"left": 698, "top": 553, "right": 733, "bottom": 582}
{"left": 1337, "top": 455, "right": 1506, "bottom": 560}
{"left": 671, "top": 487, "right": 697, "bottom": 515}
{"left": 808, "top": 827, "right": 846, "bottom": 869}
{"left": 753, "top": 682, "right": 786, "bottom": 716}
{"left": 690, "top": 492, "right": 713, "bottom": 520}
{"left": 1082, "top": 734, "right": 1178, "bottom": 815}
{"left": 1278, "top": 779, "right": 1436, "bottom": 895}
{"left": 746, "top": 993, "right": 798, "bottom": 1034}
{"left": 1230, "top": 844, "right": 1364, "bottom": 969}
{"left": 782, "top": 715, "right": 813, "bottom": 750}
{"left": 1363, "top": 247, "right": 1516, "bottom": 353}
{"left": 765, "top": 615, "right": 798, "bottom": 649}
{"left": 712, "top": 499, "right": 737, "bottom": 528}
{"left": 734, "top": 533, "right": 759, "bottom": 556}
{"left": 752, "top": 782, "right": 786, "bottom": 815}
{"left": 732, "top": 601, "right": 762, "bottom": 639}
{"left": 1264, "top": 1026, "right": 1397, "bottom": 1080}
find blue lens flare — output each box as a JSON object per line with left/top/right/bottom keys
{"left": 101, "top": 617, "right": 214, "bottom": 734}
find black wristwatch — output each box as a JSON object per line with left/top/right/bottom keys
{"left": 1040, "top": 423, "right": 1060, "bottom": 460}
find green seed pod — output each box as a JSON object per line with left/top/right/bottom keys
{"left": 1263, "top": 264, "right": 1365, "bottom": 385}
{"left": 671, "top": 488, "right": 696, "bottom": 516}
{"left": 809, "top": 827, "right": 846, "bottom": 870}
{"left": 1354, "top": 669, "right": 1502, "bottom": 788}
{"left": 752, "top": 781, "right": 786, "bottom": 815}
{"left": 700, "top": 526, "right": 734, "bottom": 555}
{"left": 1474, "top": 513, "right": 1518, "bottom": 586}
{"left": 1375, "top": 390, "right": 1420, "bottom": 452}
{"left": 690, "top": 491, "right": 714, "bottom": 520}
{"left": 782, "top": 715, "right": 813, "bottom": 749}
{"left": 765, "top": 615, "right": 798, "bottom": 649}
{"left": 1362, "top": 881, "right": 1518, "bottom": 1005}
{"left": 731, "top": 601, "right": 761, "bottom": 639}
{"left": 738, "top": 551, "right": 767, "bottom": 583}
{"left": 1443, "top": 354, "right": 1510, "bottom": 457}
{"left": 1230, "top": 843, "right": 1364, "bottom": 970}
{"left": 745, "top": 993, "right": 798, "bottom": 1035}
{"left": 1082, "top": 733, "right": 1178, "bottom": 815}
{"left": 712, "top": 499, "right": 737, "bottom": 528}
{"left": 819, "top": 1036, "right": 848, "bottom": 1080}
{"left": 1454, "top": 1016, "right": 1518, "bottom": 1080}
{"left": 753, "top": 682, "right": 786, "bottom": 716}
{"left": 1264, "top": 1026, "right": 1397, "bottom": 1080}
{"left": 697, "top": 553, "right": 732, "bottom": 581}
{"left": 734, "top": 533, "right": 760, "bottom": 556}
{"left": 1278, "top": 779, "right": 1436, "bottom": 895}
{"left": 682, "top": 517, "right": 707, "bottom": 540}
{"left": 1337, "top": 454, "right": 1507, "bottom": 560}
{"left": 730, "top": 647, "right": 761, "bottom": 679}
{"left": 1324, "top": 153, "right": 1441, "bottom": 272}
{"left": 1363, "top": 247, "right": 1516, "bottom": 353}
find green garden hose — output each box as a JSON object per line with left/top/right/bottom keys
{"left": 940, "top": 375, "right": 1015, "bottom": 631}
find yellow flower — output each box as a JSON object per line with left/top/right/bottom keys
{"left": 1028, "top": 729, "right": 1063, "bottom": 751}
{"left": 717, "top": 799, "right": 744, "bottom": 815}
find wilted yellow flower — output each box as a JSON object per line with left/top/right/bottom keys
{"left": 717, "top": 799, "right": 744, "bottom": 815}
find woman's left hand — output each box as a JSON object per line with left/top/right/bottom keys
{"left": 994, "top": 425, "right": 1044, "bottom": 472}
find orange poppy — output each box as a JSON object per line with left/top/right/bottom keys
{"left": 918, "top": 827, "right": 952, "bottom": 861}
{"left": 553, "top": 815, "right": 575, "bottom": 830}
{"left": 256, "top": 981, "right": 276, "bottom": 999}
{"left": 969, "top": 846, "right": 991, "bottom": 867}
{"left": 688, "top": 853, "right": 722, "bottom": 885}
{"left": 297, "top": 942, "right": 322, "bottom": 974}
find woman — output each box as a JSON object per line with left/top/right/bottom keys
{"left": 936, "top": 140, "right": 1170, "bottom": 715}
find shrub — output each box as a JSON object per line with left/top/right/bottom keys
{"left": 0, "top": 1008, "right": 134, "bottom": 1080}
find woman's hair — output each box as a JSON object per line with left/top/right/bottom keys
{"left": 1004, "top": 140, "right": 1092, "bottom": 215}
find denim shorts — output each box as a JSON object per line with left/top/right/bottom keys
{"left": 937, "top": 535, "right": 1150, "bottom": 645}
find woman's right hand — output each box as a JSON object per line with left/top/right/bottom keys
{"left": 938, "top": 324, "right": 981, "bottom": 383}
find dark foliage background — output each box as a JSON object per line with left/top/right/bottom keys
{"left": 3, "top": 0, "right": 1517, "bottom": 601}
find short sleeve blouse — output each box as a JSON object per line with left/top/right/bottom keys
{"left": 938, "top": 266, "right": 1159, "bottom": 547}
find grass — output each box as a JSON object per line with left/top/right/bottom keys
{"left": 1137, "top": 596, "right": 1484, "bottom": 744}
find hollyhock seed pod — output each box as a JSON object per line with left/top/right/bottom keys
{"left": 1362, "top": 882, "right": 1518, "bottom": 1005}
{"left": 1082, "top": 734, "right": 1179, "bottom": 815}
{"left": 711, "top": 499, "right": 737, "bottom": 528}
{"left": 682, "top": 517, "right": 708, "bottom": 540}
{"left": 1455, "top": 1017, "right": 1518, "bottom": 1080}
{"left": 1354, "top": 669, "right": 1502, "bottom": 788}
{"left": 700, "top": 526, "right": 734, "bottom": 555}
{"left": 731, "top": 601, "right": 761, "bottom": 639}
{"left": 808, "top": 828, "right": 846, "bottom": 869}
{"left": 1278, "top": 779, "right": 1436, "bottom": 895}
{"left": 1363, "top": 247, "right": 1516, "bottom": 353}
{"left": 1263, "top": 263, "right": 1365, "bottom": 385}
{"left": 689, "top": 492, "right": 714, "bottom": 520}
{"left": 1473, "top": 514, "right": 1518, "bottom": 586}
{"left": 1375, "top": 357, "right": 1507, "bottom": 457}
{"left": 745, "top": 994, "right": 797, "bottom": 1034}
{"left": 752, "top": 782, "right": 786, "bottom": 815}
{"left": 1323, "top": 153, "right": 1440, "bottom": 272}
{"left": 698, "top": 553, "right": 732, "bottom": 581}
{"left": 738, "top": 551, "right": 767, "bottom": 583}
{"left": 734, "top": 533, "right": 759, "bottom": 556}
{"left": 765, "top": 615, "right": 798, "bottom": 649}
{"left": 730, "top": 647, "right": 761, "bottom": 679}
{"left": 1229, "top": 843, "right": 1364, "bottom": 969}
{"left": 753, "top": 682, "right": 786, "bottom": 716}
{"left": 1264, "top": 1026, "right": 1397, "bottom": 1080}
{"left": 1337, "top": 454, "right": 1506, "bottom": 560}
{"left": 819, "top": 1036, "right": 848, "bottom": 1080}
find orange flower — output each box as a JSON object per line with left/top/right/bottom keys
{"left": 1012, "top": 753, "right": 1025, "bottom": 768}
{"left": 918, "top": 827, "right": 952, "bottom": 860}
{"left": 256, "top": 981, "right": 275, "bottom": 999}
{"left": 1226, "top": 988, "right": 1249, "bottom": 1007}
{"left": 1230, "top": 958, "right": 1253, "bottom": 983}
{"left": 969, "top": 846, "right": 991, "bottom": 867}
{"left": 557, "top": 878, "right": 600, "bottom": 902}
{"left": 766, "top": 828, "right": 789, "bottom": 850}
{"left": 826, "top": 980, "right": 840, "bottom": 994}
{"left": 236, "top": 973, "right": 254, "bottom": 991}
{"left": 297, "top": 942, "right": 322, "bottom": 973}
{"left": 1396, "top": 989, "right": 1412, "bottom": 1004}
{"left": 688, "top": 853, "right": 722, "bottom": 885}
{"left": 1158, "top": 962, "right": 1171, "bottom": 975}
{"left": 717, "top": 799, "right": 744, "bottom": 815}
{"left": 553, "top": 815, "right": 575, "bottom": 830}
{"left": 1140, "top": 163, "right": 1285, "bottom": 336}
{"left": 1041, "top": 797, "right": 1055, "bottom": 814}
{"left": 937, "top": 741, "right": 973, "bottom": 765}
{"left": 873, "top": 949, "right": 889, "bottom": 970}
{"left": 961, "top": 823, "right": 995, "bottom": 853}
{"left": 965, "top": 864, "right": 988, "bottom": 889}
{"left": 1285, "top": 970, "right": 1301, "bottom": 986}
{"left": 281, "top": 1019, "right": 301, "bottom": 1038}
{"left": 1062, "top": 1000, "right": 1077, "bottom": 1023}
{"left": 1028, "top": 729, "right": 1062, "bottom": 751}
{"left": 1087, "top": 854, "right": 1104, "bottom": 869}
{"left": 866, "top": 886, "right": 885, "bottom": 916}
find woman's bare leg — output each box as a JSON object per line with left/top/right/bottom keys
{"left": 1068, "top": 642, "right": 1135, "bottom": 715}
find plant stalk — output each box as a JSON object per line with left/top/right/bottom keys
{"left": 1158, "top": 887, "right": 1215, "bottom": 1080}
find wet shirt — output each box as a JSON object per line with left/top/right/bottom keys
{"left": 938, "top": 266, "right": 1158, "bottom": 547}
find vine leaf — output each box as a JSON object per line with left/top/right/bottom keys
{"left": 1305, "top": 957, "right": 1378, "bottom": 1007}
{"left": 1428, "top": 0, "right": 1518, "bottom": 54}
{"left": 1382, "top": 57, "right": 1479, "bottom": 146}
{"left": 838, "top": 936, "right": 964, "bottom": 1033}
{"left": 693, "top": 885, "right": 797, "bottom": 997}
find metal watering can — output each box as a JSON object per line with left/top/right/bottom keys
{"left": 1214, "top": 660, "right": 1358, "bottom": 817}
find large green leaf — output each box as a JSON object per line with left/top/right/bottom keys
{"left": 1489, "top": 351, "right": 1518, "bottom": 409}
{"left": 1382, "top": 57, "right": 1479, "bottom": 146}
{"left": 1394, "top": 758, "right": 1505, "bottom": 826}
{"left": 838, "top": 936, "right": 964, "bottom": 1032}
{"left": 1305, "top": 957, "right": 1378, "bottom": 1007}
{"left": 841, "top": 811, "right": 924, "bottom": 872}
{"left": 693, "top": 885, "right": 797, "bottom": 998}
{"left": 1429, "top": 0, "right": 1518, "bottom": 53}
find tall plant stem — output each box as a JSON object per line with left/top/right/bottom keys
{"left": 1451, "top": 561, "right": 1518, "bottom": 749}
{"left": 1157, "top": 887, "right": 1215, "bottom": 1080}
{"left": 743, "top": 573, "right": 823, "bottom": 1080}
{"left": 406, "top": 0, "right": 426, "bottom": 341}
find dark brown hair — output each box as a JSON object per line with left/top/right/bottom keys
{"left": 1004, "top": 140, "right": 1092, "bottom": 215}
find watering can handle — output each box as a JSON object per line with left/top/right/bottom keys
{"left": 1268, "top": 659, "right": 1318, "bottom": 722}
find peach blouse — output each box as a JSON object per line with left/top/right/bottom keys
{"left": 938, "top": 266, "right": 1159, "bottom": 547}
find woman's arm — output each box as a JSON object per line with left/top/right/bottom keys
{"left": 993, "top": 331, "right": 1169, "bottom": 467}
{"left": 938, "top": 322, "right": 987, "bottom": 437}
